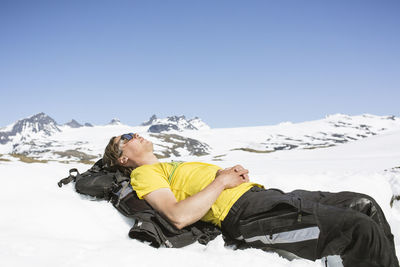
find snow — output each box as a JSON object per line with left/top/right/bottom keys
{"left": 0, "top": 122, "right": 15, "bottom": 132}
{"left": 188, "top": 117, "right": 211, "bottom": 130}
{"left": 1, "top": 123, "right": 400, "bottom": 266}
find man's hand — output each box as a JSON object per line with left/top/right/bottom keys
{"left": 215, "top": 164, "right": 250, "bottom": 189}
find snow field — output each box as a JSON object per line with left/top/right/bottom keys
{"left": 1, "top": 127, "right": 400, "bottom": 266}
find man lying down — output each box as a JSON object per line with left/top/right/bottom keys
{"left": 102, "top": 132, "right": 399, "bottom": 267}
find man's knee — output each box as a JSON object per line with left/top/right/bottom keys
{"left": 342, "top": 216, "right": 382, "bottom": 256}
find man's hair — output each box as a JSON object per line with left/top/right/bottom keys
{"left": 103, "top": 136, "right": 134, "bottom": 177}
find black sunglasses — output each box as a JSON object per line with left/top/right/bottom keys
{"left": 121, "top": 133, "right": 135, "bottom": 142}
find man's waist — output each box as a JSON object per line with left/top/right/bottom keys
{"left": 221, "top": 186, "right": 284, "bottom": 233}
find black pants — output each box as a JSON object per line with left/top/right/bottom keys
{"left": 221, "top": 187, "right": 399, "bottom": 267}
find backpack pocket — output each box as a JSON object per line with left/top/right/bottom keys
{"left": 75, "top": 172, "right": 116, "bottom": 198}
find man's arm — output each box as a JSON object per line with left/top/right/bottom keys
{"left": 143, "top": 165, "right": 249, "bottom": 229}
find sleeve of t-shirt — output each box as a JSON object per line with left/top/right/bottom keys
{"left": 130, "top": 167, "right": 171, "bottom": 199}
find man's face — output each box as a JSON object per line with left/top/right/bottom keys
{"left": 116, "top": 133, "right": 153, "bottom": 164}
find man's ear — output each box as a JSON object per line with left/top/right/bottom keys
{"left": 118, "top": 156, "right": 129, "bottom": 166}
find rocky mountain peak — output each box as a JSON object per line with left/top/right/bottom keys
{"left": 141, "top": 114, "right": 158, "bottom": 126}
{"left": 168, "top": 115, "right": 186, "bottom": 122}
{"left": 0, "top": 112, "right": 60, "bottom": 144}
{"left": 142, "top": 114, "right": 210, "bottom": 133}
{"left": 65, "top": 119, "right": 83, "bottom": 128}
{"left": 188, "top": 117, "right": 210, "bottom": 130}
{"left": 12, "top": 112, "right": 59, "bottom": 135}
{"left": 109, "top": 118, "right": 121, "bottom": 125}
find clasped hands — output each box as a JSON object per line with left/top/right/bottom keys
{"left": 215, "top": 165, "right": 250, "bottom": 189}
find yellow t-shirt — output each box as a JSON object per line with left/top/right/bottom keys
{"left": 130, "top": 161, "right": 263, "bottom": 227}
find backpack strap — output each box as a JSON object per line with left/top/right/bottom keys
{"left": 168, "top": 161, "right": 183, "bottom": 183}
{"left": 109, "top": 170, "right": 132, "bottom": 203}
{"left": 129, "top": 210, "right": 196, "bottom": 248}
{"left": 129, "top": 210, "right": 172, "bottom": 248}
{"left": 128, "top": 210, "right": 221, "bottom": 248}
{"left": 57, "top": 168, "right": 79, "bottom": 187}
{"left": 114, "top": 170, "right": 130, "bottom": 184}
{"left": 115, "top": 181, "right": 131, "bottom": 207}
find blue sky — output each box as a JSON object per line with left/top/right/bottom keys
{"left": 1, "top": 0, "right": 399, "bottom": 128}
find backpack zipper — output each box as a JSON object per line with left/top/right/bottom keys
{"left": 297, "top": 197, "right": 302, "bottom": 222}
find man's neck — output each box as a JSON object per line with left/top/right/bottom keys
{"left": 135, "top": 153, "right": 159, "bottom": 167}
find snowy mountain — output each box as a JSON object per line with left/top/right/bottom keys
{"left": 231, "top": 113, "right": 397, "bottom": 152}
{"left": 141, "top": 114, "right": 158, "bottom": 126}
{"left": 188, "top": 116, "right": 210, "bottom": 130}
{"left": 64, "top": 120, "right": 93, "bottom": 128}
{"left": 0, "top": 113, "right": 213, "bottom": 161}
{"left": 108, "top": 118, "right": 122, "bottom": 125}
{"left": 64, "top": 119, "right": 83, "bottom": 128}
{"left": 141, "top": 114, "right": 211, "bottom": 133}
{"left": 0, "top": 112, "right": 60, "bottom": 145}
{"left": 1, "top": 112, "right": 400, "bottom": 164}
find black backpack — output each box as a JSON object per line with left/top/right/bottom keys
{"left": 58, "top": 159, "right": 221, "bottom": 248}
